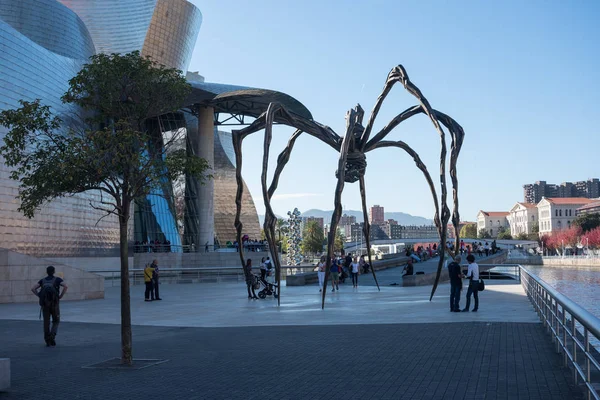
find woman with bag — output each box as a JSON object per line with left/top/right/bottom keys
{"left": 462, "top": 254, "right": 480, "bottom": 312}
{"left": 244, "top": 259, "right": 258, "bottom": 299}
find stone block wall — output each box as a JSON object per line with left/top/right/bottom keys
{"left": 0, "top": 249, "right": 104, "bottom": 304}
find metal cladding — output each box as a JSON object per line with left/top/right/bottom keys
{"left": 0, "top": 0, "right": 305, "bottom": 257}
{"left": 0, "top": 0, "right": 120, "bottom": 256}
{"left": 0, "top": 0, "right": 202, "bottom": 257}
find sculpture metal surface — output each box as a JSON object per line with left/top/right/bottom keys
{"left": 232, "top": 65, "right": 464, "bottom": 308}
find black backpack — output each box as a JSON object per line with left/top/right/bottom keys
{"left": 38, "top": 277, "right": 59, "bottom": 308}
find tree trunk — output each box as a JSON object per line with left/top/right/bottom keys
{"left": 119, "top": 199, "right": 132, "bottom": 365}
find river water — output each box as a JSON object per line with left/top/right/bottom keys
{"left": 524, "top": 264, "right": 600, "bottom": 323}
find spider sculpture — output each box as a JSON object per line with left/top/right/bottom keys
{"left": 233, "top": 65, "right": 464, "bottom": 308}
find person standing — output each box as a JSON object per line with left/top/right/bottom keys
{"left": 317, "top": 256, "right": 326, "bottom": 292}
{"left": 462, "top": 254, "right": 480, "bottom": 312}
{"left": 151, "top": 259, "right": 162, "bottom": 300}
{"left": 31, "top": 266, "right": 68, "bottom": 346}
{"left": 351, "top": 256, "right": 360, "bottom": 288}
{"left": 448, "top": 255, "right": 463, "bottom": 312}
{"left": 144, "top": 263, "right": 155, "bottom": 301}
{"left": 244, "top": 259, "right": 258, "bottom": 299}
{"left": 259, "top": 257, "right": 267, "bottom": 281}
{"left": 330, "top": 257, "right": 340, "bottom": 292}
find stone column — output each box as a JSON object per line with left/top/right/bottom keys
{"left": 185, "top": 106, "right": 215, "bottom": 251}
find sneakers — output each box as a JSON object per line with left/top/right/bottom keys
{"left": 145, "top": 299, "right": 152, "bottom": 302}
{"left": 50, "top": 337, "right": 56, "bottom": 346}
{"left": 332, "top": 289, "right": 335, "bottom": 292}
{"left": 155, "top": 298, "right": 162, "bottom": 301}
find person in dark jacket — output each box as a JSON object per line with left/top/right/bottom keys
{"left": 31, "top": 266, "right": 68, "bottom": 346}
{"left": 245, "top": 259, "right": 258, "bottom": 299}
{"left": 448, "top": 255, "right": 463, "bottom": 312}
{"left": 151, "top": 259, "right": 162, "bottom": 300}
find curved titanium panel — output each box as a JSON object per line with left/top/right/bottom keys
{"left": 0, "top": 0, "right": 95, "bottom": 60}
{"left": 58, "top": 0, "right": 157, "bottom": 54}
{"left": 142, "top": 0, "right": 202, "bottom": 72}
{"left": 0, "top": 18, "right": 121, "bottom": 257}
{"left": 213, "top": 130, "right": 261, "bottom": 244}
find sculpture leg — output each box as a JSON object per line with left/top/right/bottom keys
{"left": 321, "top": 108, "right": 357, "bottom": 309}
{"left": 359, "top": 175, "right": 380, "bottom": 291}
{"left": 232, "top": 131, "right": 247, "bottom": 270}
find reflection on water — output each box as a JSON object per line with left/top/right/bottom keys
{"left": 525, "top": 265, "right": 600, "bottom": 322}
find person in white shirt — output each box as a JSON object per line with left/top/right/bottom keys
{"left": 351, "top": 257, "right": 360, "bottom": 288}
{"left": 462, "top": 254, "right": 480, "bottom": 312}
{"left": 316, "top": 256, "right": 326, "bottom": 292}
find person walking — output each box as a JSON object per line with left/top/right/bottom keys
{"left": 151, "top": 259, "right": 162, "bottom": 300}
{"left": 462, "top": 254, "right": 480, "bottom": 312}
{"left": 330, "top": 257, "right": 340, "bottom": 292}
{"left": 448, "top": 255, "right": 463, "bottom": 312}
{"left": 31, "top": 266, "right": 68, "bottom": 346}
{"left": 144, "top": 263, "right": 155, "bottom": 301}
{"left": 244, "top": 258, "right": 258, "bottom": 299}
{"left": 351, "top": 256, "right": 360, "bottom": 288}
{"left": 317, "top": 256, "right": 326, "bottom": 292}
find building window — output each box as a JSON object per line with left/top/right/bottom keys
{"left": 559, "top": 209, "right": 562, "bottom": 217}
{"left": 555, "top": 209, "right": 558, "bottom": 217}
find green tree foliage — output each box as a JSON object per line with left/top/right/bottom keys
{"left": 460, "top": 223, "right": 477, "bottom": 238}
{"left": 573, "top": 213, "right": 600, "bottom": 233}
{"left": 0, "top": 52, "right": 210, "bottom": 365}
{"left": 302, "top": 220, "right": 324, "bottom": 255}
{"left": 275, "top": 218, "right": 289, "bottom": 243}
{"left": 516, "top": 233, "right": 529, "bottom": 240}
{"left": 478, "top": 228, "right": 492, "bottom": 239}
{"left": 497, "top": 230, "right": 512, "bottom": 240}
{"left": 334, "top": 229, "right": 346, "bottom": 254}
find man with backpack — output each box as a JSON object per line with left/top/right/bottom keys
{"left": 31, "top": 266, "right": 68, "bottom": 346}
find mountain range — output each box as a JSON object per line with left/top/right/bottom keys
{"left": 258, "top": 209, "right": 433, "bottom": 226}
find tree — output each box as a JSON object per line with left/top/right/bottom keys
{"left": 460, "top": 223, "right": 477, "bottom": 238}
{"left": 497, "top": 230, "right": 512, "bottom": 240}
{"left": 0, "top": 52, "right": 210, "bottom": 364}
{"left": 275, "top": 218, "right": 289, "bottom": 243}
{"left": 302, "top": 220, "right": 324, "bottom": 255}
{"left": 573, "top": 213, "right": 600, "bottom": 233}
{"left": 516, "top": 233, "right": 529, "bottom": 240}
{"left": 334, "top": 229, "right": 346, "bottom": 254}
{"left": 478, "top": 228, "right": 492, "bottom": 239}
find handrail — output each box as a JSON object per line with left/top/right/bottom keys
{"left": 520, "top": 265, "right": 600, "bottom": 400}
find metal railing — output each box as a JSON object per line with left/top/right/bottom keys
{"left": 520, "top": 266, "right": 600, "bottom": 400}
{"left": 480, "top": 264, "right": 521, "bottom": 282}
{"left": 91, "top": 265, "right": 317, "bottom": 287}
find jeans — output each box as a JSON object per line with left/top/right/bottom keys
{"left": 450, "top": 283, "right": 462, "bottom": 310}
{"left": 351, "top": 272, "right": 358, "bottom": 286}
{"left": 153, "top": 278, "right": 160, "bottom": 299}
{"left": 464, "top": 281, "right": 479, "bottom": 311}
{"left": 42, "top": 303, "right": 60, "bottom": 341}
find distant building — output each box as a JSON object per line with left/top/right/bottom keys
{"left": 369, "top": 205, "right": 385, "bottom": 225}
{"left": 508, "top": 202, "right": 538, "bottom": 236}
{"left": 524, "top": 179, "right": 599, "bottom": 204}
{"left": 538, "top": 197, "right": 595, "bottom": 235}
{"left": 340, "top": 213, "right": 356, "bottom": 226}
{"left": 395, "top": 225, "right": 438, "bottom": 239}
{"left": 576, "top": 200, "right": 600, "bottom": 217}
{"left": 477, "top": 211, "right": 510, "bottom": 237}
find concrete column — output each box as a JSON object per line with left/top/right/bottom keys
{"left": 195, "top": 106, "right": 215, "bottom": 250}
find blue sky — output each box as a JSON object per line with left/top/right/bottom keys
{"left": 188, "top": 0, "right": 600, "bottom": 222}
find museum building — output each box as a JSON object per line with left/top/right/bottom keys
{"left": 0, "top": 0, "right": 311, "bottom": 258}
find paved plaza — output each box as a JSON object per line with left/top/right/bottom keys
{"left": 0, "top": 266, "right": 584, "bottom": 399}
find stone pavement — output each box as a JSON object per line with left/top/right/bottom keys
{"left": 0, "top": 269, "right": 585, "bottom": 399}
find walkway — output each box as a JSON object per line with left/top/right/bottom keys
{"left": 0, "top": 269, "right": 584, "bottom": 399}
